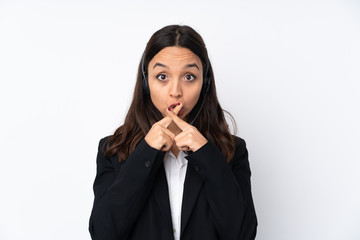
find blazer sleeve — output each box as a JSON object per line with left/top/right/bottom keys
{"left": 185, "top": 137, "right": 257, "bottom": 240}
{"left": 89, "top": 136, "right": 166, "bottom": 240}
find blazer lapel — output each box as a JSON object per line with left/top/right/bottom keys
{"left": 180, "top": 165, "right": 204, "bottom": 235}
{"left": 153, "top": 163, "right": 174, "bottom": 234}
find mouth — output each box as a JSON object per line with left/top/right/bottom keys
{"left": 168, "top": 102, "right": 184, "bottom": 116}
{"left": 168, "top": 103, "right": 180, "bottom": 111}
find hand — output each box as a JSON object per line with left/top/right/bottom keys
{"left": 144, "top": 106, "right": 182, "bottom": 151}
{"left": 166, "top": 103, "right": 208, "bottom": 152}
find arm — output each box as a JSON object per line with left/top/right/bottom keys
{"left": 89, "top": 137, "right": 165, "bottom": 240}
{"left": 185, "top": 137, "right": 257, "bottom": 240}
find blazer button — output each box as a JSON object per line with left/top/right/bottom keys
{"left": 145, "top": 161, "right": 151, "bottom": 168}
{"left": 193, "top": 165, "right": 200, "bottom": 171}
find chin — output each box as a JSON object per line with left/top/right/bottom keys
{"left": 181, "top": 113, "right": 189, "bottom": 121}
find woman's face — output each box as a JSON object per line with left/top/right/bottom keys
{"left": 147, "top": 46, "right": 203, "bottom": 120}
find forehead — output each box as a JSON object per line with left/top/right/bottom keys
{"left": 149, "top": 46, "right": 202, "bottom": 68}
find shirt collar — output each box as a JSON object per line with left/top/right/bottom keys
{"left": 165, "top": 150, "right": 188, "bottom": 166}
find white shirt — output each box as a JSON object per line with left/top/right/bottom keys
{"left": 163, "top": 150, "right": 188, "bottom": 240}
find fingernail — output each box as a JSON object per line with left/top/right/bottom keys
{"left": 168, "top": 107, "right": 171, "bottom": 111}
{"left": 177, "top": 103, "right": 180, "bottom": 106}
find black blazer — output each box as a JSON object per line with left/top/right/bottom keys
{"left": 89, "top": 136, "right": 257, "bottom": 240}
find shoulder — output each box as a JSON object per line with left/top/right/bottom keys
{"left": 99, "top": 135, "right": 112, "bottom": 145}
{"left": 232, "top": 135, "right": 247, "bottom": 152}
{"left": 96, "top": 135, "right": 117, "bottom": 164}
{"left": 229, "top": 135, "right": 249, "bottom": 166}
{"left": 97, "top": 135, "right": 112, "bottom": 153}
{"left": 95, "top": 135, "right": 124, "bottom": 170}
{"left": 98, "top": 134, "right": 121, "bottom": 150}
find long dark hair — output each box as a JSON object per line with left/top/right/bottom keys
{"left": 104, "top": 25, "right": 236, "bottom": 162}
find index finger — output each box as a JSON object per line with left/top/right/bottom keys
{"left": 157, "top": 116, "right": 173, "bottom": 128}
{"left": 166, "top": 106, "right": 190, "bottom": 131}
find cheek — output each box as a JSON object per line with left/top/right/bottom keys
{"left": 186, "top": 88, "right": 202, "bottom": 107}
{"left": 150, "top": 92, "right": 163, "bottom": 108}
{"left": 149, "top": 85, "right": 166, "bottom": 111}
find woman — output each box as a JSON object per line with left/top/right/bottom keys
{"left": 89, "top": 25, "right": 257, "bottom": 240}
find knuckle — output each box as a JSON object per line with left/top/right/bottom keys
{"left": 158, "top": 135, "right": 164, "bottom": 142}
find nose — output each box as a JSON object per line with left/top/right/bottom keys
{"left": 169, "top": 79, "right": 182, "bottom": 98}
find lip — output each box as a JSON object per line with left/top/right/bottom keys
{"left": 168, "top": 102, "right": 180, "bottom": 110}
{"left": 168, "top": 102, "right": 184, "bottom": 115}
{"left": 168, "top": 102, "right": 182, "bottom": 110}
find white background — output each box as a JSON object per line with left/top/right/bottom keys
{"left": 0, "top": 0, "right": 359, "bottom": 239}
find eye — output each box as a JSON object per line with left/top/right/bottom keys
{"left": 156, "top": 74, "right": 167, "bottom": 81}
{"left": 184, "top": 74, "right": 197, "bottom": 82}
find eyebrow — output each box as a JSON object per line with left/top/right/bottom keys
{"left": 153, "top": 62, "right": 200, "bottom": 70}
